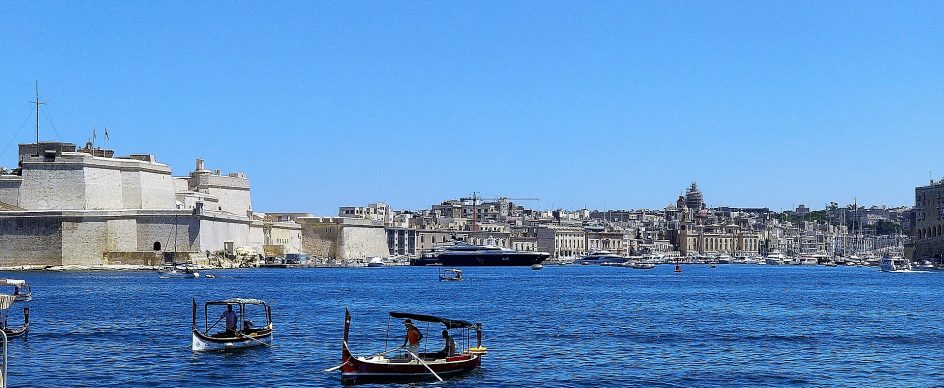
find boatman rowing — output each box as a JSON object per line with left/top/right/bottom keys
{"left": 402, "top": 319, "right": 422, "bottom": 356}
{"left": 222, "top": 304, "right": 238, "bottom": 337}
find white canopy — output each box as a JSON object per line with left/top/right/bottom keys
{"left": 0, "top": 279, "right": 26, "bottom": 287}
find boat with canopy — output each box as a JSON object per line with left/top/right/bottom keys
{"left": 0, "top": 280, "right": 30, "bottom": 302}
{"left": 438, "top": 268, "right": 463, "bottom": 281}
{"left": 0, "top": 295, "right": 28, "bottom": 338}
{"left": 191, "top": 298, "right": 273, "bottom": 351}
{"left": 335, "top": 309, "right": 486, "bottom": 384}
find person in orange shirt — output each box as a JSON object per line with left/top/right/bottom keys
{"left": 401, "top": 319, "right": 422, "bottom": 356}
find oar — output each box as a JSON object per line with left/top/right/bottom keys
{"left": 323, "top": 362, "right": 348, "bottom": 373}
{"left": 206, "top": 316, "right": 225, "bottom": 332}
{"left": 406, "top": 349, "right": 444, "bottom": 382}
{"left": 237, "top": 332, "right": 271, "bottom": 347}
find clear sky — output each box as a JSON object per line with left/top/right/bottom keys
{"left": 1, "top": 2, "right": 941, "bottom": 214}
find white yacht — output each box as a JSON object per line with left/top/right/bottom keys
{"left": 765, "top": 251, "right": 786, "bottom": 265}
{"left": 880, "top": 255, "right": 911, "bottom": 272}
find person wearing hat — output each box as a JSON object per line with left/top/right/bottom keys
{"left": 401, "top": 319, "right": 423, "bottom": 357}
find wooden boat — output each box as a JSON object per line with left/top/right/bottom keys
{"left": 191, "top": 298, "right": 273, "bottom": 351}
{"left": 338, "top": 309, "right": 485, "bottom": 384}
{"left": 0, "top": 279, "right": 31, "bottom": 302}
{"left": 0, "top": 295, "right": 28, "bottom": 338}
{"left": 438, "top": 268, "right": 463, "bottom": 281}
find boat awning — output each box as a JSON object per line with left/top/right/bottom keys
{"left": 389, "top": 312, "right": 475, "bottom": 329}
{"left": 0, "top": 279, "right": 26, "bottom": 287}
{"left": 207, "top": 298, "right": 268, "bottom": 306}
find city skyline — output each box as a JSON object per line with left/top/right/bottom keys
{"left": 1, "top": 2, "right": 940, "bottom": 214}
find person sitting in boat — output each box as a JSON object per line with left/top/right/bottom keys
{"left": 401, "top": 319, "right": 422, "bottom": 356}
{"left": 438, "top": 330, "right": 456, "bottom": 358}
{"left": 222, "top": 304, "right": 238, "bottom": 337}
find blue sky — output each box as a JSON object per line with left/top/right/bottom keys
{"left": 0, "top": 2, "right": 941, "bottom": 214}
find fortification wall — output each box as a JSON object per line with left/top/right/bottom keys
{"left": 299, "top": 222, "right": 339, "bottom": 259}
{"left": 84, "top": 167, "right": 124, "bottom": 210}
{"left": 197, "top": 217, "right": 258, "bottom": 254}
{"left": 339, "top": 226, "right": 388, "bottom": 259}
{"left": 0, "top": 217, "right": 62, "bottom": 266}
{"left": 19, "top": 165, "right": 86, "bottom": 210}
{"left": 120, "top": 170, "right": 143, "bottom": 209}
{"left": 139, "top": 171, "right": 175, "bottom": 209}
{"left": 0, "top": 176, "right": 22, "bottom": 207}
{"left": 136, "top": 214, "right": 200, "bottom": 253}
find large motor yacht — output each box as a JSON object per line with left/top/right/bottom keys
{"left": 412, "top": 242, "right": 550, "bottom": 267}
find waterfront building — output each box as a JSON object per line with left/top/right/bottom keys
{"left": 385, "top": 226, "right": 417, "bottom": 257}
{"left": 0, "top": 142, "right": 265, "bottom": 266}
{"left": 534, "top": 224, "right": 587, "bottom": 258}
{"left": 913, "top": 179, "right": 944, "bottom": 262}
{"left": 339, "top": 202, "right": 391, "bottom": 224}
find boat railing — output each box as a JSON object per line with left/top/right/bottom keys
{"left": 0, "top": 328, "right": 7, "bottom": 388}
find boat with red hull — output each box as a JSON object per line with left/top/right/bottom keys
{"left": 338, "top": 309, "right": 486, "bottom": 384}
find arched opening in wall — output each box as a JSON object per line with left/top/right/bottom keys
{"left": 153, "top": 242, "right": 162, "bottom": 251}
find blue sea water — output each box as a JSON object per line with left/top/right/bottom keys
{"left": 3, "top": 265, "right": 944, "bottom": 387}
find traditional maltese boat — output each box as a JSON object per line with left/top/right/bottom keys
{"left": 191, "top": 298, "right": 273, "bottom": 351}
{"left": 336, "top": 309, "right": 486, "bottom": 384}
{"left": 0, "top": 279, "right": 31, "bottom": 302}
{"left": 0, "top": 294, "right": 28, "bottom": 338}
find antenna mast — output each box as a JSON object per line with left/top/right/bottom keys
{"left": 32, "top": 81, "right": 45, "bottom": 145}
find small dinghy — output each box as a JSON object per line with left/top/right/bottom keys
{"left": 192, "top": 298, "right": 273, "bottom": 351}
{"left": 438, "top": 269, "right": 463, "bottom": 281}
{"left": 0, "top": 294, "right": 28, "bottom": 338}
{"left": 531, "top": 264, "right": 544, "bottom": 270}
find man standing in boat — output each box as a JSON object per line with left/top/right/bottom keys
{"left": 222, "top": 304, "right": 238, "bottom": 337}
{"left": 401, "top": 319, "right": 422, "bottom": 356}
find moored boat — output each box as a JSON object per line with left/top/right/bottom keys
{"left": 367, "top": 257, "right": 385, "bottom": 267}
{"left": 338, "top": 309, "right": 484, "bottom": 384}
{"left": 415, "top": 242, "right": 549, "bottom": 267}
{"left": 0, "top": 295, "right": 28, "bottom": 338}
{"left": 159, "top": 264, "right": 200, "bottom": 279}
{"left": 191, "top": 298, "right": 273, "bottom": 351}
{"left": 0, "top": 279, "right": 31, "bottom": 302}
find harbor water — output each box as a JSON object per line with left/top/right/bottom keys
{"left": 5, "top": 265, "right": 944, "bottom": 387}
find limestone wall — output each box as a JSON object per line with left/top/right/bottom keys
{"left": 20, "top": 165, "right": 86, "bottom": 210}
{"left": 84, "top": 167, "right": 124, "bottom": 210}
{"left": 339, "top": 226, "right": 389, "bottom": 259}
{"left": 268, "top": 222, "right": 302, "bottom": 254}
{"left": 120, "top": 170, "right": 144, "bottom": 209}
{"left": 0, "top": 176, "right": 22, "bottom": 207}
{"left": 0, "top": 217, "right": 62, "bottom": 266}
{"left": 197, "top": 216, "right": 258, "bottom": 254}
{"left": 139, "top": 171, "right": 175, "bottom": 209}
{"left": 136, "top": 214, "right": 200, "bottom": 253}
{"left": 300, "top": 223, "right": 339, "bottom": 259}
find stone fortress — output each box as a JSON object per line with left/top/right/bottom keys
{"left": 0, "top": 141, "right": 301, "bottom": 267}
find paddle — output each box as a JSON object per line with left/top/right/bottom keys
{"left": 406, "top": 349, "right": 444, "bottom": 382}
{"left": 237, "top": 332, "right": 271, "bottom": 347}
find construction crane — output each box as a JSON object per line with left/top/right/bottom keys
{"left": 459, "top": 192, "right": 540, "bottom": 232}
